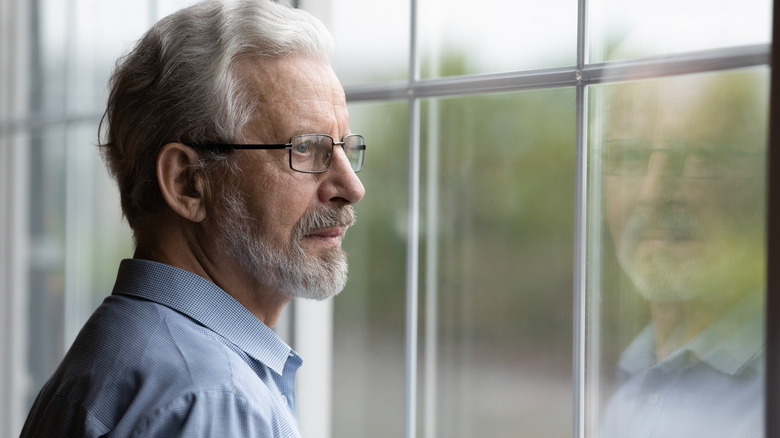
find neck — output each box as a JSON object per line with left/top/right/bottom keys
{"left": 649, "top": 291, "right": 749, "bottom": 361}
{"left": 133, "top": 217, "right": 290, "bottom": 328}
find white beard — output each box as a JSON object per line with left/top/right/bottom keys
{"left": 616, "top": 209, "right": 762, "bottom": 304}
{"left": 215, "top": 187, "right": 354, "bottom": 301}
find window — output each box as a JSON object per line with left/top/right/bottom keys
{"left": 308, "top": 0, "right": 773, "bottom": 437}
{"left": 586, "top": 67, "right": 768, "bottom": 437}
{"left": 1, "top": 0, "right": 774, "bottom": 437}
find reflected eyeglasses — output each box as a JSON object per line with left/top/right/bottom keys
{"left": 189, "top": 133, "right": 365, "bottom": 174}
{"left": 603, "top": 139, "right": 761, "bottom": 179}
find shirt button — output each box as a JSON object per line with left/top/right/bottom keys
{"left": 282, "top": 395, "right": 289, "bottom": 406}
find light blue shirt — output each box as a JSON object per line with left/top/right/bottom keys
{"left": 599, "top": 293, "right": 765, "bottom": 438}
{"left": 21, "top": 258, "right": 302, "bottom": 437}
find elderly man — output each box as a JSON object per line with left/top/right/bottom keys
{"left": 598, "top": 70, "right": 766, "bottom": 437}
{"left": 21, "top": 1, "right": 364, "bottom": 436}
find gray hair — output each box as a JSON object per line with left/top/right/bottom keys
{"left": 99, "top": 0, "right": 334, "bottom": 234}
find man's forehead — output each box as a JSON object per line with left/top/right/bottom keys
{"left": 234, "top": 56, "right": 348, "bottom": 139}
{"left": 235, "top": 56, "right": 343, "bottom": 100}
{"left": 606, "top": 76, "right": 764, "bottom": 143}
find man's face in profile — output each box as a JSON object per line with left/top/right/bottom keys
{"left": 603, "top": 73, "right": 766, "bottom": 304}
{"left": 206, "top": 56, "right": 365, "bottom": 301}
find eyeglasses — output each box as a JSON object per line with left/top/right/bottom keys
{"left": 190, "top": 133, "right": 365, "bottom": 173}
{"left": 603, "top": 139, "right": 760, "bottom": 179}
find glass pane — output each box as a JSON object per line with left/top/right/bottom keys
{"left": 71, "top": 0, "right": 152, "bottom": 114}
{"left": 37, "top": 0, "right": 68, "bottom": 116}
{"left": 26, "top": 128, "right": 68, "bottom": 408}
{"left": 14, "top": 0, "right": 138, "bottom": 427}
{"left": 421, "top": 89, "right": 575, "bottom": 437}
{"left": 334, "top": 100, "right": 409, "bottom": 438}
{"left": 305, "top": 0, "right": 410, "bottom": 86}
{"left": 23, "top": 123, "right": 134, "bottom": 413}
{"left": 420, "top": 0, "right": 576, "bottom": 78}
{"left": 156, "top": 0, "right": 201, "bottom": 17}
{"left": 589, "top": 0, "right": 772, "bottom": 62}
{"left": 586, "top": 68, "right": 768, "bottom": 437}
{"left": 64, "top": 124, "right": 134, "bottom": 326}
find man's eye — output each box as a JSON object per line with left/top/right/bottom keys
{"left": 293, "top": 142, "right": 311, "bottom": 154}
{"left": 616, "top": 148, "right": 646, "bottom": 163}
{"left": 610, "top": 146, "right": 649, "bottom": 168}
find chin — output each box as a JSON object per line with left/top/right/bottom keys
{"left": 283, "top": 272, "right": 347, "bottom": 301}
{"left": 619, "top": 247, "right": 703, "bottom": 302}
{"left": 281, "top": 249, "right": 350, "bottom": 301}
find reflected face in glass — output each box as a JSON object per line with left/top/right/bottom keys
{"left": 603, "top": 74, "right": 766, "bottom": 304}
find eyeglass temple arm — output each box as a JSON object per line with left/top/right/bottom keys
{"left": 187, "top": 143, "right": 291, "bottom": 150}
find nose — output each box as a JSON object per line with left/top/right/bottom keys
{"left": 636, "top": 150, "right": 682, "bottom": 205}
{"left": 317, "top": 145, "right": 365, "bottom": 206}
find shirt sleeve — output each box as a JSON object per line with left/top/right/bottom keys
{"left": 129, "top": 389, "right": 292, "bottom": 438}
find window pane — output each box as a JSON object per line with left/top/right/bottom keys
{"left": 586, "top": 68, "right": 768, "bottom": 437}
{"left": 26, "top": 128, "right": 68, "bottom": 402}
{"left": 71, "top": 0, "right": 152, "bottom": 114}
{"left": 589, "top": 0, "right": 772, "bottom": 62}
{"left": 306, "top": 0, "right": 410, "bottom": 86}
{"left": 37, "top": 0, "right": 68, "bottom": 116}
{"left": 420, "top": 0, "right": 576, "bottom": 78}
{"left": 64, "top": 124, "right": 134, "bottom": 319}
{"left": 334, "top": 100, "right": 409, "bottom": 438}
{"left": 24, "top": 123, "right": 133, "bottom": 411}
{"left": 421, "top": 89, "right": 575, "bottom": 436}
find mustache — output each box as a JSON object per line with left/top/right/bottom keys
{"left": 623, "top": 209, "right": 701, "bottom": 237}
{"left": 293, "top": 205, "right": 357, "bottom": 238}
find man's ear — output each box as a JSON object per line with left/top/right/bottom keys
{"left": 157, "top": 143, "right": 207, "bottom": 223}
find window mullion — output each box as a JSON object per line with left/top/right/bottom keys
{"left": 343, "top": 44, "right": 770, "bottom": 103}
{"left": 573, "top": 0, "right": 589, "bottom": 436}
{"left": 405, "top": 1, "right": 421, "bottom": 438}
{"left": 765, "top": 0, "right": 780, "bottom": 436}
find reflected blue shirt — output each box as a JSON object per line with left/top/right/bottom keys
{"left": 21, "top": 259, "right": 302, "bottom": 438}
{"left": 600, "top": 293, "right": 765, "bottom": 438}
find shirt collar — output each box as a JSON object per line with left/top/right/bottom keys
{"left": 111, "top": 258, "right": 296, "bottom": 376}
{"left": 687, "top": 292, "right": 765, "bottom": 375}
{"left": 619, "top": 292, "right": 765, "bottom": 376}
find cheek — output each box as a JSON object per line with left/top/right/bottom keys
{"left": 262, "top": 178, "right": 320, "bottom": 234}
{"left": 688, "top": 180, "right": 763, "bottom": 231}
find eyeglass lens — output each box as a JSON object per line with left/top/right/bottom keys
{"left": 603, "top": 140, "right": 752, "bottom": 179}
{"left": 343, "top": 135, "right": 365, "bottom": 172}
{"left": 289, "top": 134, "right": 365, "bottom": 173}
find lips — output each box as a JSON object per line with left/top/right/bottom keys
{"left": 306, "top": 226, "right": 346, "bottom": 239}
{"left": 638, "top": 227, "right": 695, "bottom": 242}
{"left": 293, "top": 205, "right": 356, "bottom": 246}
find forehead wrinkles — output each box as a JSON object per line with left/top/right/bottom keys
{"left": 237, "top": 56, "right": 347, "bottom": 140}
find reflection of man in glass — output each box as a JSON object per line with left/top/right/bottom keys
{"left": 599, "top": 71, "right": 766, "bottom": 437}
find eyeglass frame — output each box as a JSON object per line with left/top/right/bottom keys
{"left": 601, "top": 139, "right": 762, "bottom": 179}
{"left": 188, "top": 133, "right": 365, "bottom": 174}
